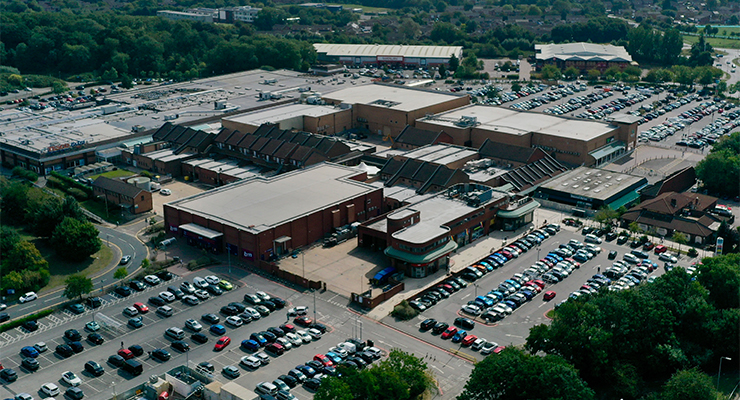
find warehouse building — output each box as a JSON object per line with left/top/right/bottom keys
{"left": 534, "top": 43, "right": 635, "bottom": 73}
{"left": 313, "top": 44, "right": 463, "bottom": 68}
{"left": 164, "top": 163, "right": 383, "bottom": 262}
{"left": 322, "top": 84, "right": 469, "bottom": 138}
{"left": 414, "top": 105, "right": 638, "bottom": 166}
{"left": 221, "top": 104, "right": 352, "bottom": 136}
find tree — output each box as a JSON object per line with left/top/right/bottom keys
{"left": 438, "top": 64, "right": 447, "bottom": 78}
{"left": 659, "top": 369, "right": 717, "bottom": 400}
{"left": 2, "top": 241, "right": 48, "bottom": 273}
{"left": 0, "top": 181, "right": 29, "bottom": 226}
{"left": 587, "top": 69, "right": 601, "bottom": 81}
{"left": 64, "top": 274, "right": 93, "bottom": 301}
{"left": 541, "top": 64, "right": 562, "bottom": 81}
{"left": 114, "top": 267, "right": 128, "bottom": 282}
{"left": 0, "top": 226, "right": 21, "bottom": 255}
{"left": 715, "top": 221, "right": 740, "bottom": 254}
{"left": 314, "top": 350, "right": 434, "bottom": 400}
{"left": 564, "top": 66, "right": 580, "bottom": 80}
{"left": 448, "top": 54, "right": 460, "bottom": 72}
{"left": 696, "top": 254, "right": 740, "bottom": 309}
{"left": 628, "top": 221, "right": 642, "bottom": 240}
{"left": 398, "top": 19, "right": 422, "bottom": 40}
{"left": 672, "top": 231, "right": 687, "bottom": 254}
{"left": 50, "top": 217, "right": 102, "bottom": 262}
{"left": 458, "top": 347, "right": 595, "bottom": 400}
{"left": 695, "top": 149, "right": 740, "bottom": 197}
{"left": 511, "top": 82, "right": 522, "bottom": 92}
{"left": 594, "top": 206, "right": 618, "bottom": 228}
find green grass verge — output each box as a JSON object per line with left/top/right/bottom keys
{"left": 545, "top": 309, "right": 556, "bottom": 319}
{"left": 684, "top": 34, "right": 740, "bottom": 49}
{"left": 0, "top": 309, "right": 55, "bottom": 333}
{"left": 81, "top": 198, "right": 127, "bottom": 225}
{"left": 88, "top": 169, "right": 136, "bottom": 180}
{"left": 28, "top": 237, "right": 114, "bottom": 293}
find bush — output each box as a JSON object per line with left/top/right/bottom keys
{"left": 140, "top": 170, "right": 153, "bottom": 178}
{"left": 688, "top": 248, "right": 699, "bottom": 257}
{"left": 185, "top": 256, "right": 219, "bottom": 271}
{"left": 391, "top": 300, "right": 419, "bottom": 320}
{"left": 49, "top": 171, "right": 92, "bottom": 195}
{"left": 67, "top": 187, "right": 89, "bottom": 200}
{"left": 0, "top": 309, "right": 55, "bottom": 333}
{"left": 11, "top": 166, "right": 38, "bottom": 182}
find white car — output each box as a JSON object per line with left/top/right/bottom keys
{"left": 307, "top": 328, "right": 322, "bottom": 339}
{"left": 0, "top": 303, "right": 6, "bottom": 311}
{"left": 296, "top": 329, "right": 313, "bottom": 343}
{"left": 204, "top": 275, "right": 220, "bottom": 285}
{"left": 285, "top": 333, "right": 302, "bottom": 347}
{"left": 658, "top": 253, "right": 678, "bottom": 263}
{"left": 328, "top": 346, "right": 348, "bottom": 359}
{"left": 255, "top": 291, "right": 271, "bottom": 301}
{"left": 240, "top": 356, "right": 261, "bottom": 369}
{"left": 225, "top": 316, "right": 243, "bottom": 327}
{"left": 41, "top": 383, "right": 60, "bottom": 397}
{"left": 287, "top": 306, "right": 308, "bottom": 316}
{"left": 185, "top": 319, "right": 202, "bottom": 331}
{"left": 62, "top": 371, "right": 81, "bottom": 386}
{"left": 461, "top": 304, "right": 482, "bottom": 316}
{"left": 159, "top": 291, "right": 176, "bottom": 303}
{"left": 471, "top": 338, "right": 487, "bottom": 351}
{"left": 19, "top": 292, "right": 37, "bottom": 303}
{"left": 34, "top": 342, "right": 48, "bottom": 353}
{"left": 193, "top": 277, "right": 209, "bottom": 289}
{"left": 180, "top": 282, "right": 196, "bottom": 294}
{"left": 143, "top": 275, "right": 161, "bottom": 286}
{"left": 123, "top": 306, "right": 139, "bottom": 317}
{"left": 244, "top": 307, "right": 261, "bottom": 320}
{"left": 480, "top": 341, "right": 498, "bottom": 355}
{"left": 276, "top": 337, "right": 292, "bottom": 350}
{"left": 160, "top": 188, "right": 171, "bottom": 195}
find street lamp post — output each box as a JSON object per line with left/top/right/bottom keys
{"left": 313, "top": 289, "right": 317, "bottom": 323}
{"left": 718, "top": 356, "right": 731, "bottom": 391}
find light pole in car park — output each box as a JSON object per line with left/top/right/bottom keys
{"left": 717, "top": 356, "right": 731, "bottom": 391}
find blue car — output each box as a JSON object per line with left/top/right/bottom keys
{"left": 488, "top": 291, "right": 505, "bottom": 301}
{"left": 504, "top": 300, "right": 519, "bottom": 310}
{"left": 504, "top": 280, "right": 521, "bottom": 290}
{"left": 451, "top": 329, "right": 467, "bottom": 343}
{"left": 547, "top": 253, "right": 563, "bottom": 262}
{"left": 325, "top": 352, "right": 343, "bottom": 364}
{"left": 573, "top": 253, "right": 589, "bottom": 263}
{"left": 21, "top": 346, "right": 39, "bottom": 358}
{"left": 296, "top": 364, "right": 316, "bottom": 378}
{"left": 250, "top": 333, "right": 267, "bottom": 347}
{"left": 210, "top": 324, "right": 226, "bottom": 335}
{"left": 475, "top": 296, "right": 494, "bottom": 308}
{"left": 478, "top": 261, "right": 494, "bottom": 271}
{"left": 241, "top": 339, "right": 260, "bottom": 351}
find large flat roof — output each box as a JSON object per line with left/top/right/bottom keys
{"left": 419, "top": 105, "right": 617, "bottom": 141}
{"left": 540, "top": 166, "right": 647, "bottom": 201}
{"left": 222, "top": 104, "right": 344, "bottom": 127}
{"left": 323, "top": 84, "right": 464, "bottom": 112}
{"left": 168, "top": 163, "right": 378, "bottom": 233}
{"left": 402, "top": 143, "right": 478, "bottom": 165}
{"left": 535, "top": 43, "right": 632, "bottom": 62}
{"left": 313, "top": 44, "right": 463, "bottom": 59}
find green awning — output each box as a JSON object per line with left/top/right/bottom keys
{"left": 589, "top": 141, "right": 626, "bottom": 161}
{"left": 607, "top": 190, "right": 641, "bottom": 209}
{"left": 497, "top": 200, "right": 540, "bottom": 219}
{"left": 384, "top": 241, "right": 458, "bottom": 264}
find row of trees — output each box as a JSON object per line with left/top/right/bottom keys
{"left": 459, "top": 253, "right": 740, "bottom": 399}
{"left": 695, "top": 131, "right": 740, "bottom": 197}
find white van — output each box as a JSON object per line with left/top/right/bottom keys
{"left": 338, "top": 342, "right": 357, "bottom": 355}
{"left": 160, "top": 238, "right": 176, "bottom": 248}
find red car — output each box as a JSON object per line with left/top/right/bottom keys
{"left": 214, "top": 336, "right": 231, "bottom": 351}
{"left": 294, "top": 316, "right": 313, "bottom": 327}
{"left": 314, "top": 354, "right": 334, "bottom": 367}
{"left": 643, "top": 242, "right": 654, "bottom": 251}
{"left": 117, "top": 349, "right": 134, "bottom": 360}
{"left": 462, "top": 335, "right": 477, "bottom": 346}
{"left": 133, "top": 303, "right": 149, "bottom": 313}
{"left": 441, "top": 326, "right": 457, "bottom": 339}
{"left": 543, "top": 291, "right": 556, "bottom": 301}
{"left": 279, "top": 323, "right": 296, "bottom": 333}
{"left": 493, "top": 346, "right": 506, "bottom": 354}
{"left": 653, "top": 245, "right": 667, "bottom": 254}
{"left": 532, "top": 279, "right": 546, "bottom": 289}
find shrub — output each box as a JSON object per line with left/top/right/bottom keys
{"left": 140, "top": 170, "right": 153, "bottom": 178}
{"left": 11, "top": 166, "right": 38, "bottom": 182}
{"left": 67, "top": 187, "right": 89, "bottom": 200}
{"left": 186, "top": 256, "right": 219, "bottom": 271}
{"left": 391, "top": 300, "right": 419, "bottom": 320}
{"left": 688, "top": 248, "right": 699, "bottom": 257}
{"left": 49, "top": 171, "right": 92, "bottom": 195}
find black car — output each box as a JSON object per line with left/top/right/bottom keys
{"left": 129, "top": 345, "right": 144, "bottom": 357}
{"left": 66, "top": 387, "right": 84, "bottom": 400}
{"left": 454, "top": 317, "right": 475, "bottom": 330}
{"left": 129, "top": 280, "right": 146, "bottom": 291}
{"left": 149, "top": 296, "right": 166, "bottom": 307}
{"left": 88, "top": 333, "right": 104, "bottom": 345}
{"left": 432, "top": 322, "right": 449, "bottom": 334}
{"left": 206, "top": 285, "right": 223, "bottom": 296}
{"left": 605, "top": 232, "right": 618, "bottom": 241}
{"left": 220, "top": 306, "right": 239, "bottom": 316}
{"left": 22, "top": 320, "right": 38, "bottom": 331}
{"left": 268, "top": 326, "right": 286, "bottom": 338}
{"left": 69, "top": 341, "right": 84, "bottom": 353}
{"left": 157, "top": 271, "right": 174, "bottom": 281}
{"left": 270, "top": 297, "right": 286, "bottom": 309}
{"left": 114, "top": 286, "right": 132, "bottom": 297}
{"left": 307, "top": 360, "right": 324, "bottom": 372}
{"left": 65, "top": 329, "right": 82, "bottom": 341}
{"left": 0, "top": 368, "right": 18, "bottom": 382}
{"left": 86, "top": 297, "right": 102, "bottom": 308}
{"left": 304, "top": 378, "right": 321, "bottom": 391}
{"left": 202, "top": 313, "right": 220, "bottom": 324}
{"left": 167, "top": 286, "right": 184, "bottom": 299}
{"left": 261, "top": 300, "right": 277, "bottom": 311}
{"left": 617, "top": 236, "right": 629, "bottom": 245}
{"left": 228, "top": 302, "right": 247, "bottom": 313}
{"left": 278, "top": 374, "right": 297, "bottom": 388}
{"left": 22, "top": 357, "right": 39, "bottom": 371}
{"left": 310, "top": 322, "right": 328, "bottom": 334}
{"left": 0, "top": 313, "right": 9, "bottom": 323}
{"left": 350, "top": 356, "right": 367, "bottom": 369}
{"left": 191, "top": 333, "right": 208, "bottom": 344}
{"left": 151, "top": 349, "right": 171, "bottom": 361}
{"left": 68, "top": 303, "right": 85, "bottom": 314}
{"left": 262, "top": 330, "right": 277, "bottom": 343}
{"left": 420, "top": 318, "right": 437, "bottom": 331}
{"left": 630, "top": 240, "right": 642, "bottom": 248}
{"left": 171, "top": 340, "right": 190, "bottom": 352}
{"left": 108, "top": 354, "right": 125, "bottom": 367}
{"left": 56, "top": 344, "right": 74, "bottom": 357}
{"left": 85, "top": 361, "right": 105, "bottom": 377}
{"left": 608, "top": 250, "right": 618, "bottom": 260}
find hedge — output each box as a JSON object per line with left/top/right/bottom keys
{"left": 0, "top": 308, "right": 55, "bottom": 333}
{"left": 50, "top": 171, "right": 93, "bottom": 195}
{"left": 67, "top": 187, "right": 89, "bottom": 200}
{"left": 12, "top": 166, "right": 38, "bottom": 182}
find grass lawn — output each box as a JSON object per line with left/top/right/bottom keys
{"left": 88, "top": 168, "right": 136, "bottom": 180}
{"left": 18, "top": 234, "right": 114, "bottom": 294}
{"left": 81, "top": 198, "right": 127, "bottom": 225}
{"left": 684, "top": 34, "right": 740, "bottom": 49}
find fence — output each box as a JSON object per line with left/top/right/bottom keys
{"left": 351, "top": 281, "right": 405, "bottom": 309}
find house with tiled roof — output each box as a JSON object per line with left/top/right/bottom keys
{"left": 92, "top": 176, "right": 152, "bottom": 214}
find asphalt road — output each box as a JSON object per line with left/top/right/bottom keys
{"left": 0, "top": 269, "right": 474, "bottom": 400}
{"left": 1, "top": 226, "right": 146, "bottom": 321}
{"left": 382, "top": 226, "right": 682, "bottom": 361}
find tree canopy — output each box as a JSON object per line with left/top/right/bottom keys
{"left": 695, "top": 132, "right": 740, "bottom": 197}
{"left": 50, "top": 217, "right": 102, "bottom": 262}
{"left": 64, "top": 274, "right": 94, "bottom": 301}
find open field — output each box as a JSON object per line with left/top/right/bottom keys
{"left": 684, "top": 34, "right": 740, "bottom": 49}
